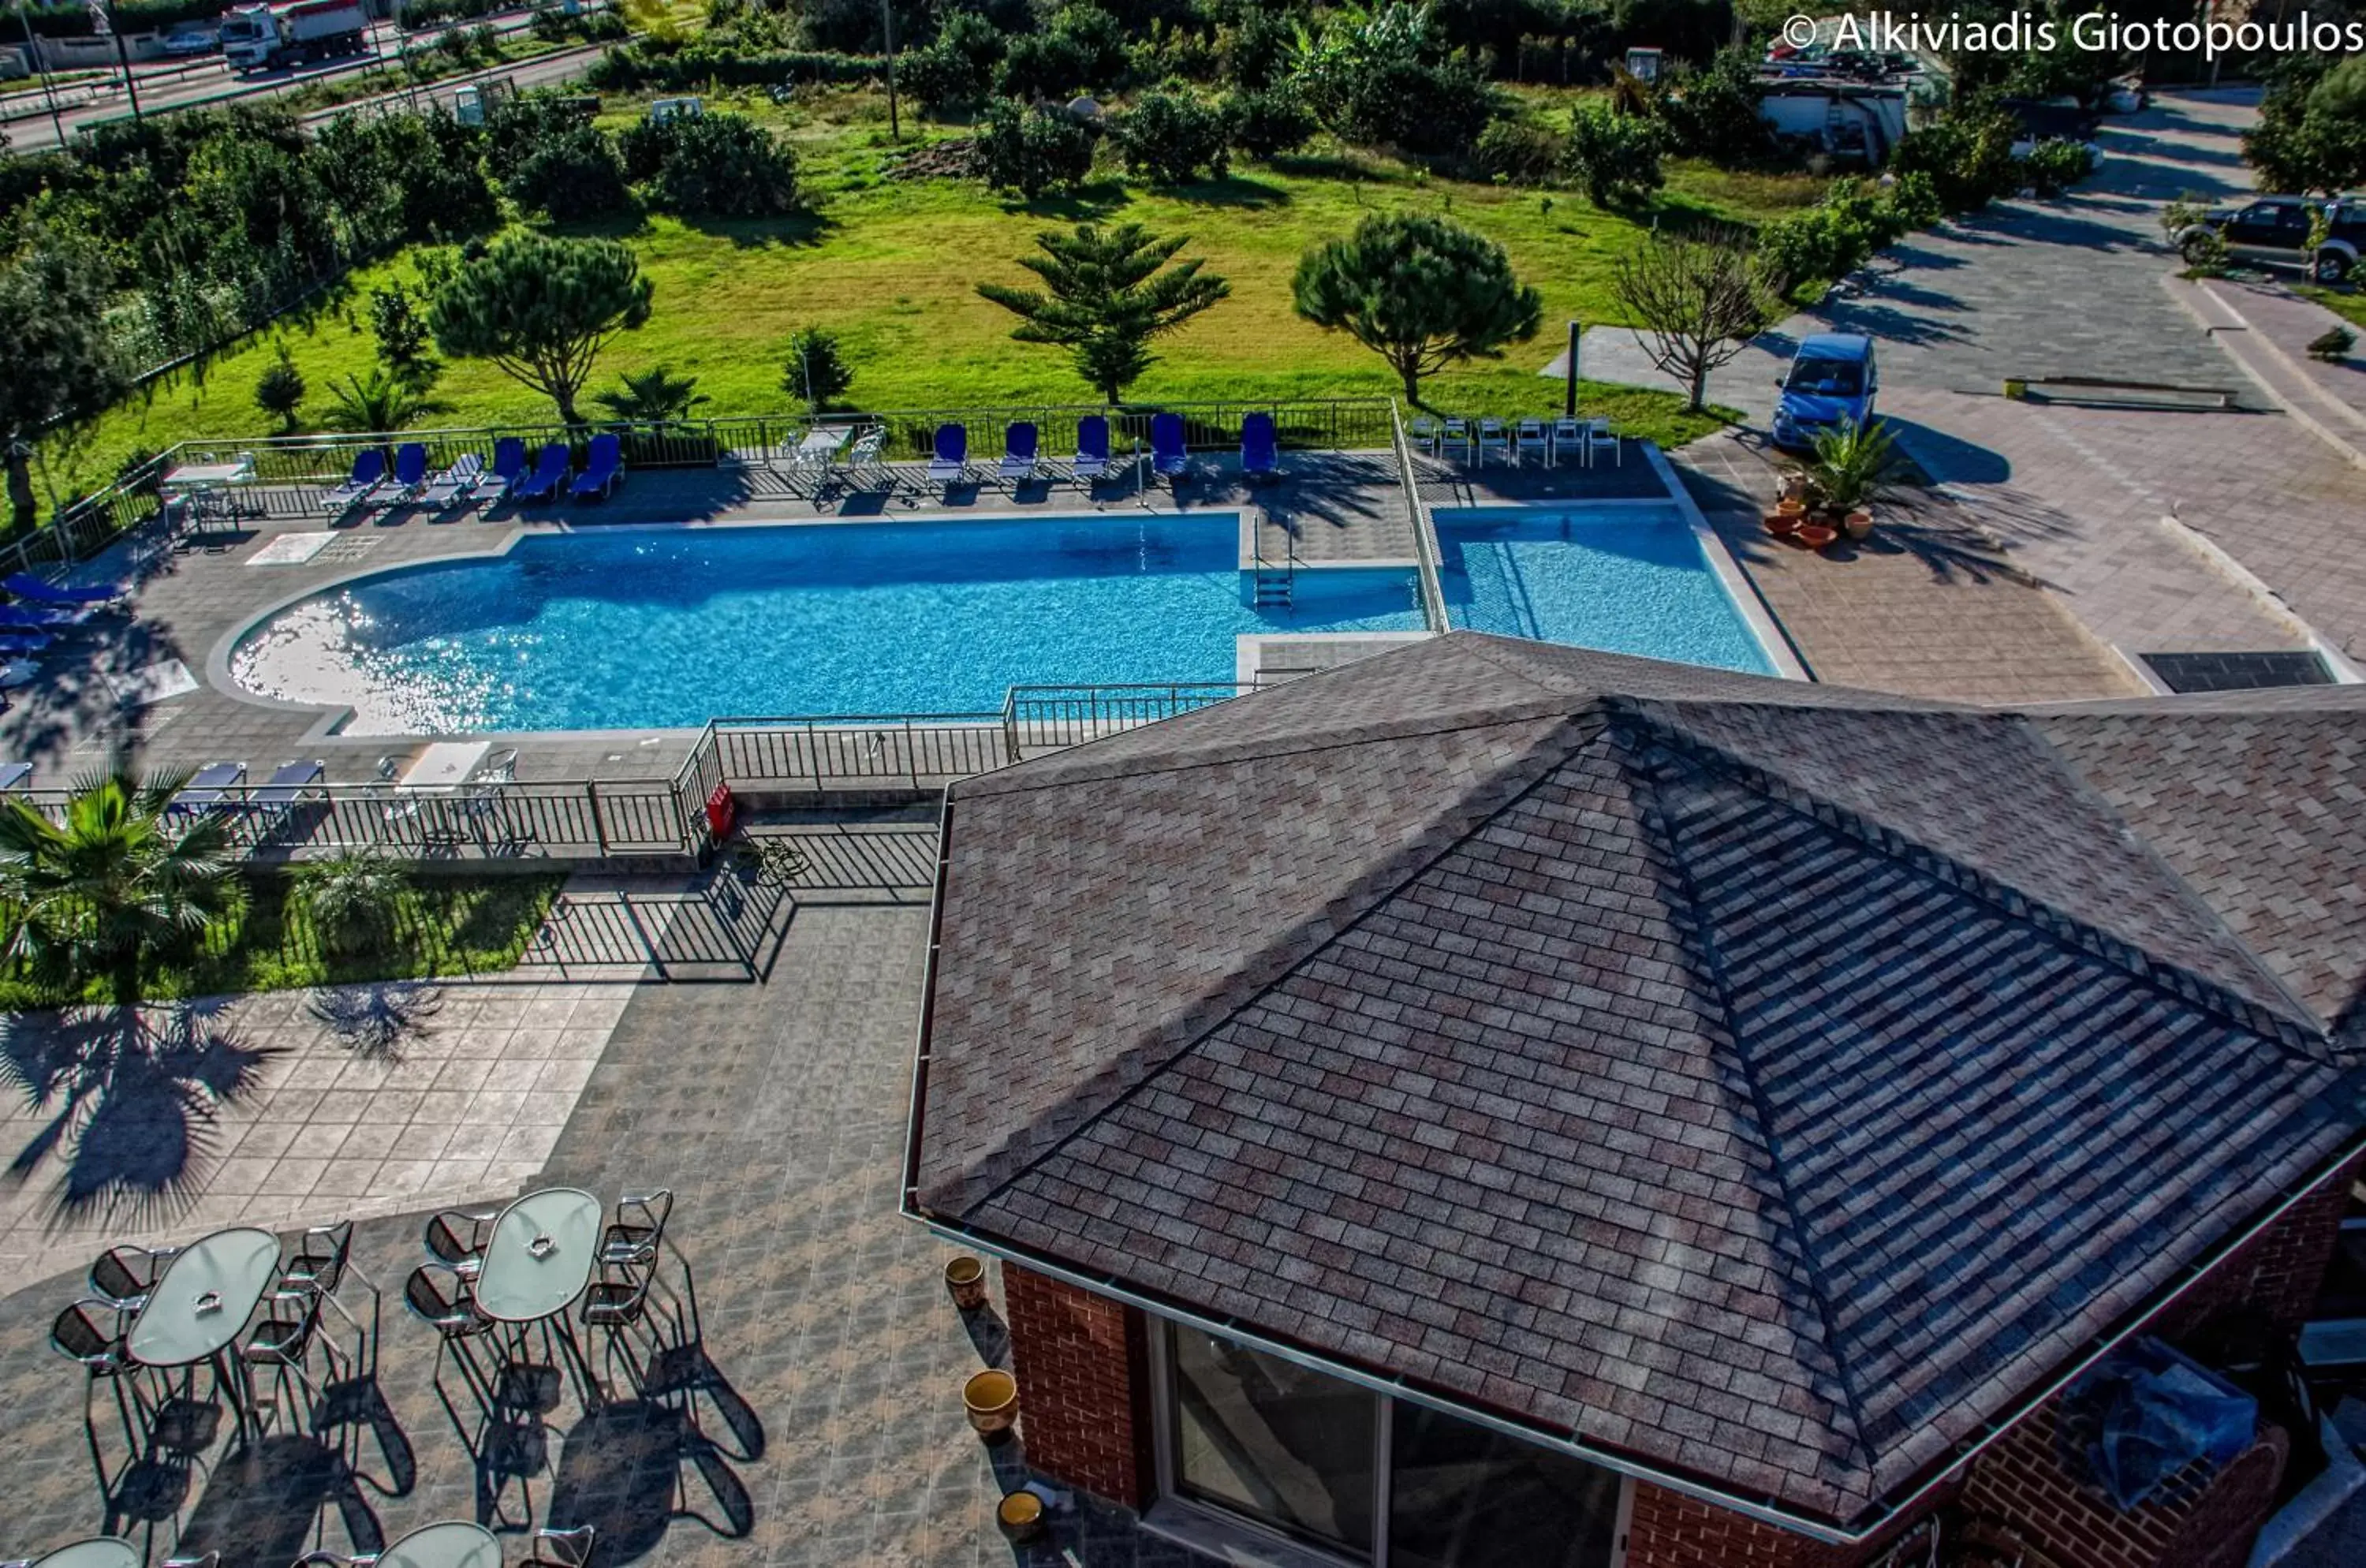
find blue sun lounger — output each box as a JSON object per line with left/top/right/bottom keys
{"left": 1070, "top": 416, "right": 1112, "bottom": 483}
{"left": 3, "top": 572, "right": 125, "bottom": 607}
{"left": 1151, "top": 413, "right": 1189, "bottom": 483}
{"left": 928, "top": 424, "right": 971, "bottom": 488}
{"left": 0, "top": 632, "right": 56, "bottom": 654}
{"left": 513, "top": 442, "right": 571, "bottom": 503}
{"left": 999, "top": 422, "right": 1039, "bottom": 486}
{"left": 0, "top": 605, "right": 84, "bottom": 631}
{"left": 571, "top": 433, "right": 623, "bottom": 500}
{"left": 1241, "top": 412, "right": 1278, "bottom": 484}
{"left": 170, "top": 761, "right": 247, "bottom": 820}
{"left": 322, "top": 449, "right": 387, "bottom": 517}
{"left": 387, "top": 442, "right": 430, "bottom": 504}
{"left": 477, "top": 438, "right": 527, "bottom": 500}
{"left": 0, "top": 763, "right": 29, "bottom": 793}
{"left": 419, "top": 454, "right": 484, "bottom": 513}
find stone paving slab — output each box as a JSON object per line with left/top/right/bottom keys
{"left": 0, "top": 979, "right": 636, "bottom": 1290}
{"left": 1676, "top": 427, "right": 2146, "bottom": 704}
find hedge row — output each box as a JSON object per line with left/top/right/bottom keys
{"left": 586, "top": 41, "right": 886, "bottom": 91}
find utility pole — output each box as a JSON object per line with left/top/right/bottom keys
{"left": 879, "top": 0, "right": 898, "bottom": 144}
{"left": 89, "top": 0, "right": 140, "bottom": 121}
{"left": 18, "top": 6, "right": 68, "bottom": 148}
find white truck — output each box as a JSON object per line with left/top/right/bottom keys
{"left": 218, "top": 0, "right": 371, "bottom": 73}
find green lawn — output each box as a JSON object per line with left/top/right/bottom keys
{"left": 60, "top": 88, "right": 1793, "bottom": 494}
{"left": 0, "top": 869, "right": 565, "bottom": 1008}
{"left": 2298, "top": 283, "right": 2366, "bottom": 333}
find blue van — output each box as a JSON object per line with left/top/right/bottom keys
{"left": 1772, "top": 333, "right": 1879, "bottom": 450}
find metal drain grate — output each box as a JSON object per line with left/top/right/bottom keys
{"left": 2141, "top": 651, "right": 2334, "bottom": 694}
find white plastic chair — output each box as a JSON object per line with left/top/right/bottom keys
{"left": 1550, "top": 416, "right": 1584, "bottom": 465}
{"left": 1442, "top": 418, "right": 1472, "bottom": 464}
{"left": 1586, "top": 418, "right": 1621, "bottom": 467}
{"left": 1514, "top": 420, "right": 1548, "bottom": 466}
{"left": 1408, "top": 416, "right": 1439, "bottom": 456}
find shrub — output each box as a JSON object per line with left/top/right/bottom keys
{"left": 975, "top": 95, "right": 1095, "bottom": 198}
{"left": 297, "top": 852, "right": 409, "bottom": 960}
{"left": 1562, "top": 103, "right": 1665, "bottom": 207}
{"left": 901, "top": 11, "right": 1005, "bottom": 114}
{"left": 487, "top": 98, "right": 631, "bottom": 220}
{"left": 997, "top": 29, "right": 1094, "bottom": 100}
{"left": 2308, "top": 326, "right": 2357, "bottom": 363}
{"left": 1293, "top": 2, "right": 1498, "bottom": 156}
{"left": 1883, "top": 170, "right": 1945, "bottom": 231}
{"left": 1225, "top": 87, "right": 1316, "bottom": 161}
{"left": 2178, "top": 226, "right": 2230, "bottom": 276}
{"left": 1473, "top": 118, "right": 1562, "bottom": 185}
{"left": 1890, "top": 109, "right": 2021, "bottom": 213}
{"left": 253, "top": 345, "right": 305, "bottom": 431}
{"left": 2022, "top": 136, "right": 2096, "bottom": 198}
{"left": 1115, "top": 88, "right": 1230, "bottom": 185}
{"left": 782, "top": 325, "right": 853, "bottom": 410}
{"left": 1654, "top": 47, "right": 1772, "bottom": 166}
{"left": 371, "top": 282, "right": 436, "bottom": 385}
{"left": 626, "top": 113, "right": 803, "bottom": 216}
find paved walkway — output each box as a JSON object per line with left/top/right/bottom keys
{"left": 2176, "top": 274, "right": 2366, "bottom": 465}
{"left": 0, "top": 981, "right": 633, "bottom": 1292}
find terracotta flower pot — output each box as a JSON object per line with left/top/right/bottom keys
{"left": 1763, "top": 510, "right": 1799, "bottom": 538}
{"left": 1794, "top": 522, "right": 1838, "bottom": 549}
{"left": 1842, "top": 510, "right": 1874, "bottom": 540}
{"left": 944, "top": 1254, "right": 988, "bottom": 1310}
{"left": 997, "top": 1489, "right": 1047, "bottom": 1544}
{"left": 965, "top": 1368, "right": 1020, "bottom": 1437}
{"left": 1775, "top": 495, "right": 1807, "bottom": 515}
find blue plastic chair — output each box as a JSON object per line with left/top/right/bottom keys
{"left": 571, "top": 433, "right": 623, "bottom": 499}
{"left": 927, "top": 424, "right": 970, "bottom": 486}
{"left": 513, "top": 443, "right": 571, "bottom": 503}
{"left": 1241, "top": 413, "right": 1278, "bottom": 483}
{"left": 1071, "top": 416, "right": 1111, "bottom": 482}
{"left": 1151, "top": 412, "right": 1188, "bottom": 481}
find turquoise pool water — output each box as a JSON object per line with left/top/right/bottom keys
{"left": 1435, "top": 505, "right": 1775, "bottom": 675}
{"left": 230, "top": 515, "right": 1424, "bottom": 734}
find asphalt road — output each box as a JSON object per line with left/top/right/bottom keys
{"left": 0, "top": 10, "right": 598, "bottom": 150}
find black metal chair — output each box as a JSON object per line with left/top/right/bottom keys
{"left": 89, "top": 1245, "right": 162, "bottom": 1313}
{"left": 600, "top": 1189, "right": 674, "bottom": 1269}
{"left": 405, "top": 1262, "right": 494, "bottom": 1406}
{"left": 241, "top": 1284, "right": 330, "bottom": 1424}
{"left": 50, "top": 1299, "right": 154, "bottom": 1491}
{"left": 279, "top": 1219, "right": 354, "bottom": 1296}
{"left": 424, "top": 1209, "right": 496, "bottom": 1275}
{"left": 526, "top": 1525, "right": 595, "bottom": 1568}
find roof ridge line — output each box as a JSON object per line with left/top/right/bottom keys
{"left": 957, "top": 700, "right": 1588, "bottom": 798}
{"left": 939, "top": 711, "right": 1614, "bottom": 1220}
{"left": 1618, "top": 725, "right": 1881, "bottom": 1486}
{"left": 2015, "top": 711, "right": 2334, "bottom": 1039}
{"left": 1617, "top": 705, "right": 2336, "bottom": 1061}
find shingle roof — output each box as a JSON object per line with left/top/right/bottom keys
{"left": 908, "top": 632, "right": 2366, "bottom": 1526}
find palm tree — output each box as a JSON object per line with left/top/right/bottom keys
{"left": 324, "top": 368, "right": 436, "bottom": 433}
{"left": 0, "top": 765, "right": 259, "bottom": 1211}
{"left": 593, "top": 366, "right": 711, "bottom": 427}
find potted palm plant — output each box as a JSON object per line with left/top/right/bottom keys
{"left": 1792, "top": 420, "right": 1904, "bottom": 543}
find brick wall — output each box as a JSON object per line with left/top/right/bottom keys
{"left": 1957, "top": 1398, "right": 2289, "bottom": 1568}
{"left": 1002, "top": 1262, "right": 1153, "bottom": 1509}
{"left": 2154, "top": 1148, "right": 2366, "bottom": 1340}
{"left": 1623, "top": 1484, "right": 1951, "bottom": 1568}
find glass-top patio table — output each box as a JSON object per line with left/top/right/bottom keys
{"left": 378, "top": 1521, "right": 502, "bottom": 1568}
{"left": 127, "top": 1227, "right": 280, "bottom": 1367}
{"left": 23, "top": 1539, "right": 140, "bottom": 1568}
{"left": 474, "top": 1188, "right": 603, "bottom": 1324}
{"left": 126, "top": 1225, "right": 283, "bottom": 1443}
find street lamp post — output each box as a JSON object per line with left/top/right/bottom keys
{"left": 879, "top": 0, "right": 898, "bottom": 144}
{"left": 89, "top": 0, "right": 141, "bottom": 121}
{"left": 17, "top": 5, "right": 68, "bottom": 147}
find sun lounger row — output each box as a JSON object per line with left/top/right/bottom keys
{"left": 1410, "top": 416, "right": 1620, "bottom": 468}
{"left": 166, "top": 760, "right": 327, "bottom": 822}
{"left": 0, "top": 568, "right": 130, "bottom": 659}
{"left": 916, "top": 412, "right": 1282, "bottom": 493}
{"left": 322, "top": 435, "right": 625, "bottom": 520}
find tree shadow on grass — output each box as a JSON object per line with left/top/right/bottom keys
{"left": 1165, "top": 174, "right": 1290, "bottom": 210}
{"left": 1004, "top": 181, "right": 1132, "bottom": 222}
{"left": 0, "top": 1001, "right": 272, "bottom": 1230}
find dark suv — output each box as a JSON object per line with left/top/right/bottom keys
{"left": 2174, "top": 194, "right": 2360, "bottom": 283}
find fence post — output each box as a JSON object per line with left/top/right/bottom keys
{"left": 905, "top": 719, "right": 920, "bottom": 789}
{"left": 590, "top": 782, "right": 611, "bottom": 855}
{"left": 1002, "top": 691, "right": 1021, "bottom": 765}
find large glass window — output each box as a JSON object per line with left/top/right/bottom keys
{"left": 1387, "top": 1402, "right": 1622, "bottom": 1568}
{"left": 1170, "top": 1326, "right": 1377, "bottom": 1556}
{"left": 1159, "top": 1324, "right": 1630, "bottom": 1567}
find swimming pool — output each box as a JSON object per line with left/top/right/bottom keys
{"left": 230, "top": 515, "right": 1424, "bottom": 734}
{"left": 1435, "top": 505, "right": 1776, "bottom": 676}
